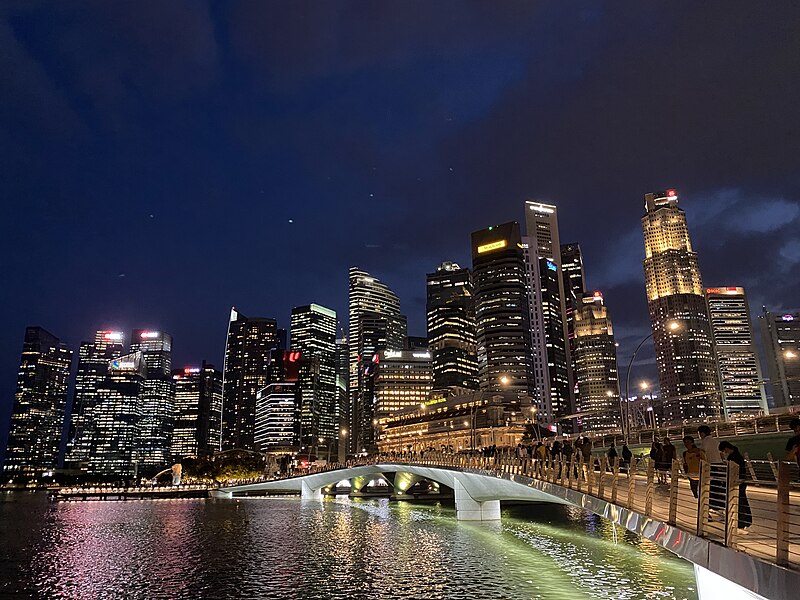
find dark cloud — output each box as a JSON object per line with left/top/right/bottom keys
{"left": 1, "top": 1, "right": 799, "bottom": 449}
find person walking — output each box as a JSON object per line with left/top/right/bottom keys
{"left": 719, "top": 441, "right": 752, "bottom": 532}
{"left": 621, "top": 444, "right": 633, "bottom": 471}
{"left": 682, "top": 436, "right": 705, "bottom": 498}
{"left": 650, "top": 441, "right": 665, "bottom": 483}
{"left": 697, "top": 425, "right": 725, "bottom": 512}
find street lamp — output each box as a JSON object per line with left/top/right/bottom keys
{"left": 623, "top": 320, "right": 682, "bottom": 439}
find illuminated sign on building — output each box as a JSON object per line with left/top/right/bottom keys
{"left": 103, "top": 331, "right": 123, "bottom": 341}
{"left": 111, "top": 360, "right": 136, "bottom": 370}
{"left": 546, "top": 260, "right": 557, "bottom": 272}
{"left": 140, "top": 331, "right": 160, "bottom": 339}
{"left": 706, "top": 287, "right": 744, "bottom": 295}
{"left": 184, "top": 367, "right": 201, "bottom": 374}
{"left": 783, "top": 315, "right": 795, "bottom": 322}
{"left": 477, "top": 240, "right": 507, "bottom": 254}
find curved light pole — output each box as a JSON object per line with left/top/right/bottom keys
{"left": 623, "top": 320, "right": 681, "bottom": 440}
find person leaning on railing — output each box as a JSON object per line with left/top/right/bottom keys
{"left": 719, "top": 441, "right": 753, "bottom": 533}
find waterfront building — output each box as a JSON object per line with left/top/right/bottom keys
{"left": 254, "top": 382, "right": 299, "bottom": 452}
{"left": 348, "top": 267, "right": 407, "bottom": 454}
{"left": 523, "top": 202, "right": 574, "bottom": 432}
{"left": 335, "top": 335, "right": 349, "bottom": 454}
{"left": 759, "top": 309, "right": 800, "bottom": 408}
{"left": 641, "top": 189, "right": 720, "bottom": 423}
{"left": 572, "top": 293, "right": 620, "bottom": 432}
{"left": 66, "top": 330, "right": 124, "bottom": 470}
{"left": 426, "top": 262, "right": 479, "bottom": 393}
{"left": 3, "top": 327, "right": 72, "bottom": 480}
{"left": 560, "top": 243, "right": 585, "bottom": 371}
{"left": 373, "top": 349, "right": 433, "bottom": 423}
{"left": 705, "top": 287, "right": 767, "bottom": 416}
{"left": 88, "top": 352, "right": 146, "bottom": 478}
{"left": 290, "top": 304, "right": 337, "bottom": 445}
{"left": 471, "top": 222, "right": 534, "bottom": 395}
{"left": 378, "top": 390, "right": 534, "bottom": 453}
{"left": 130, "top": 330, "right": 174, "bottom": 468}
{"left": 221, "top": 308, "right": 280, "bottom": 451}
{"left": 171, "top": 362, "right": 223, "bottom": 459}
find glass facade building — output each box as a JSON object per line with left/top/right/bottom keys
{"left": 221, "top": 308, "right": 280, "bottom": 451}
{"left": 171, "top": 362, "right": 223, "bottom": 459}
{"left": 759, "top": 309, "right": 800, "bottom": 408}
{"left": 426, "top": 262, "right": 478, "bottom": 393}
{"left": 3, "top": 327, "right": 72, "bottom": 480}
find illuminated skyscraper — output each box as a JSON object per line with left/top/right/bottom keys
{"left": 171, "top": 362, "right": 223, "bottom": 459}
{"left": 130, "top": 330, "right": 175, "bottom": 468}
{"left": 348, "top": 267, "right": 406, "bottom": 453}
{"left": 290, "top": 304, "right": 337, "bottom": 444}
{"left": 88, "top": 351, "right": 146, "bottom": 478}
{"left": 523, "top": 202, "right": 574, "bottom": 431}
{"left": 373, "top": 349, "right": 433, "bottom": 422}
{"left": 426, "top": 262, "right": 478, "bottom": 393}
{"left": 642, "top": 189, "right": 720, "bottom": 422}
{"left": 3, "top": 327, "right": 72, "bottom": 480}
{"left": 221, "top": 308, "right": 280, "bottom": 451}
{"left": 66, "top": 330, "right": 125, "bottom": 470}
{"left": 705, "top": 287, "right": 767, "bottom": 416}
{"left": 471, "top": 222, "right": 534, "bottom": 394}
{"left": 573, "top": 293, "right": 620, "bottom": 432}
{"left": 759, "top": 309, "right": 800, "bottom": 408}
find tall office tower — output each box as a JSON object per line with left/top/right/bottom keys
{"left": 348, "top": 267, "right": 406, "bottom": 453}
{"left": 221, "top": 308, "right": 279, "bottom": 451}
{"left": 759, "top": 309, "right": 800, "bottom": 408}
{"left": 560, "top": 243, "right": 586, "bottom": 345}
{"left": 373, "top": 349, "right": 433, "bottom": 422}
{"left": 572, "top": 293, "right": 620, "bottom": 432}
{"left": 66, "top": 330, "right": 125, "bottom": 469}
{"left": 88, "top": 352, "right": 146, "bottom": 478}
{"left": 3, "top": 327, "right": 72, "bottom": 480}
{"left": 524, "top": 202, "right": 574, "bottom": 430}
{"left": 705, "top": 288, "right": 768, "bottom": 416}
{"left": 642, "top": 189, "right": 720, "bottom": 422}
{"left": 290, "top": 304, "right": 337, "bottom": 444}
{"left": 471, "top": 222, "right": 534, "bottom": 394}
{"left": 129, "top": 330, "right": 174, "bottom": 468}
{"left": 255, "top": 382, "right": 300, "bottom": 452}
{"left": 335, "top": 335, "right": 349, "bottom": 433}
{"left": 171, "top": 362, "right": 223, "bottom": 460}
{"left": 426, "top": 262, "right": 479, "bottom": 394}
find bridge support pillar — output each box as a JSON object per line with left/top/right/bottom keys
{"left": 453, "top": 478, "right": 500, "bottom": 521}
{"left": 693, "top": 565, "right": 768, "bottom": 600}
{"left": 301, "top": 481, "right": 323, "bottom": 500}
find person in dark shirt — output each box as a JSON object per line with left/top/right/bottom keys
{"left": 785, "top": 418, "right": 800, "bottom": 466}
{"left": 719, "top": 441, "right": 752, "bottom": 531}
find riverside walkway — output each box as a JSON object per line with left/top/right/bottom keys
{"left": 220, "top": 452, "right": 800, "bottom": 600}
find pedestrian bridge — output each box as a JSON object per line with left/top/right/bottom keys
{"left": 216, "top": 453, "right": 800, "bottom": 600}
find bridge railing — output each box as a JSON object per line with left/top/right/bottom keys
{"left": 293, "top": 450, "right": 800, "bottom": 571}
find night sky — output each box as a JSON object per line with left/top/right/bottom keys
{"left": 2, "top": 2, "right": 800, "bottom": 449}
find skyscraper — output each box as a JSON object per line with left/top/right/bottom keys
{"left": 171, "top": 362, "right": 223, "bottom": 459}
{"left": 66, "top": 330, "right": 125, "bottom": 470}
{"left": 348, "top": 267, "right": 407, "bottom": 453}
{"left": 3, "top": 327, "right": 72, "bottom": 480}
{"left": 373, "top": 349, "right": 433, "bottom": 422}
{"left": 705, "top": 287, "right": 767, "bottom": 416}
{"left": 222, "top": 308, "right": 280, "bottom": 451}
{"left": 524, "top": 202, "right": 574, "bottom": 430}
{"left": 560, "top": 243, "right": 586, "bottom": 305}
{"left": 88, "top": 351, "right": 146, "bottom": 478}
{"left": 642, "top": 189, "right": 720, "bottom": 422}
{"left": 255, "top": 349, "right": 303, "bottom": 451}
{"left": 759, "top": 309, "right": 800, "bottom": 408}
{"left": 471, "top": 222, "right": 534, "bottom": 394}
{"left": 572, "top": 293, "right": 620, "bottom": 432}
{"left": 290, "top": 304, "right": 337, "bottom": 445}
{"left": 426, "top": 262, "right": 479, "bottom": 393}
{"left": 130, "top": 330, "right": 174, "bottom": 468}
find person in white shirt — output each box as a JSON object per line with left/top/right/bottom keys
{"left": 698, "top": 425, "right": 725, "bottom": 511}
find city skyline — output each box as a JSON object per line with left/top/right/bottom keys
{"left": 3, "top": 3, "right": 800, "bottom": 454}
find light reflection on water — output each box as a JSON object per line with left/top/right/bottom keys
{"left": 0, "top": 493, "right": 696, "bottom": 599}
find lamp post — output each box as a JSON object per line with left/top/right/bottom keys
{"left": 624, "top": 320, "right": 681, "bottom": 439}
